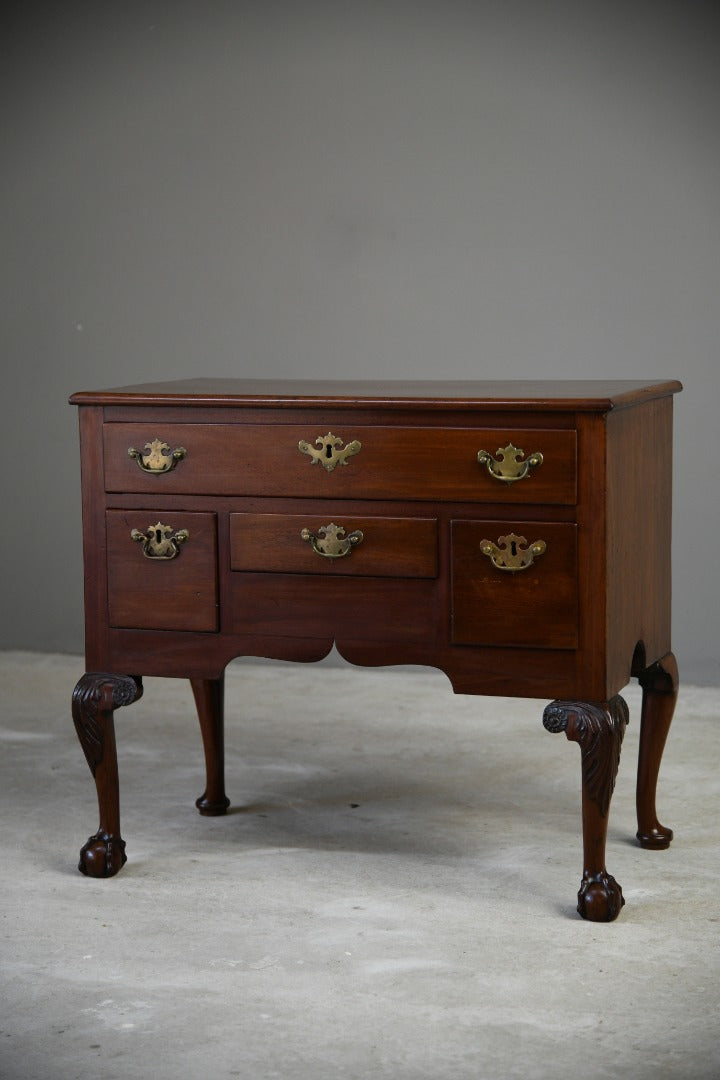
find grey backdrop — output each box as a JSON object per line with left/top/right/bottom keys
{"left": 2, "top": 2, "right": 718, "bottom": 683}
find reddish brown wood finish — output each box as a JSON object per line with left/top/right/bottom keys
{"left": 636, "top": 652, "right": 678, "bottom": 849}
{"left": 451, "top": 520, "right": 578, "bottom": 649}
{"left": 103, "top": 421, "right": 577, "bottom": 504}
{"left": 190, "top": 676, "right": 230, "bottom": 816}
{"left": 230, "top": 513, "right": 438, "bottom": 577}
{"left": 77, "top": 407, "right": 112, "bottom": 672}
{"left": 106, "top": 510, "right": 219, "bottom": 632}
{"left": 543, "top": 696, "right": 628, "bottom": 921}
{"left": 70, "top": 377, "right": 681, "bottom": 411}
{"left": 70, "top": 379, "right": 681, "bottom": 921}
{"left": 71, "top": 673, "right": 143, "bottom": 877}
{"left": 605, "top": 399, "right": 675, "bottom": 695}
{"left": 227, "top": 574, "right": 438, "bottom": 642}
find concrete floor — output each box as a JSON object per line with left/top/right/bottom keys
{"left": 1, "top": 651, "right": 719, "bottom": 1080}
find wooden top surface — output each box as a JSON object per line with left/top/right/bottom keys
{"left": 70, "top": 378, "right": 682, "bottom": 412}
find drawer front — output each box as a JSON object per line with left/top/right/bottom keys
{"left": 106, "top": 510, "right": 218, "bottom": 632}
{"left": 104, "top": 423, "right": 577, "bottom": 504}
{"left": 230, "top": 513, "right": 438, "bottom": 578}
{"left": 451, "top": 520, "right": 578, "bottom": 649}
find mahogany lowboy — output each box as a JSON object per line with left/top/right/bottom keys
{"left": 70, "top": 379, "right": 681, "bottom": 921}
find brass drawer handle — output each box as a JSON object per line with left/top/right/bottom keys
{"left": 479, "top": 533, "right": 546, "bottom": 573}
{"left": 301, "top": 522, "right": 364, "bottom": 559}
{"left": 131, "top": 522, "right": 189, "bottom": 560}
{"left": 298, "top": 432, "right": 361, "bottom": 472}
{"left": 128, "top": 438, "right": 187, "bottom": 474}
{"left": 477, "top": 442, "right": 543, "bottom": 484}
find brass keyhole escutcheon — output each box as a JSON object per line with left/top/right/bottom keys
{"left": 298, "top": 432, "right": 362, "bottom": 472}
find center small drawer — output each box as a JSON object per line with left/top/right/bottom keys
{"left": 104, "top": 423, "right": 577, "bottom": 504}
{"left": 230, "top": 513, "right": 438, "bottom": 578}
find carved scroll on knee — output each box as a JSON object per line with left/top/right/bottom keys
{"left": 543, "top": 696, "right": 628, "bottom": 817}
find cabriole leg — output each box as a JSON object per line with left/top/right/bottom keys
{"left": 72, "top": 673, "right": 143, "bottom": 877}
{"left": 190, "top": 675, "right": 230, "bottom": 816}
{"left": 543, "top": 696, "right": 629, "bottom": 922}
{"left": 637, "top": 652, "right": 678, "bottom": 849}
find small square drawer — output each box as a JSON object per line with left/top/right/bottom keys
{"left": 451, "top": 519, "right": 578, "bottom": 649}
{"left": 103, "top": 423, "right": 576, "bottom": 504}
{"left": 230, "top": 513, "right": 438, "bottom": 578}
{"left": 106, "top": 510, "right": 218, "bottom": 632}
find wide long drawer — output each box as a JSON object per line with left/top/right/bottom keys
{"left": 230, "top": 513, "right": 438, "bottom": 578}
{"left": 103, "top": 423, "right": 577, "bottom": 504}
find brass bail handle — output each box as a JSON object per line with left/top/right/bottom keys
{"left": 477, "top": 442, "right": 543, "bottom": 484}
{"left": 128, "top": 438, "right": 187, "bottom": 474}
{"left": 479, "top": 533, "right": 546, "bottom": 573}
{"left": 131, "top": 522, "right": 189, "bottom": 560}
{"left": 301, "top": 523, "right": 364, "bottom": 559}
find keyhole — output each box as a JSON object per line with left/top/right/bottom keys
{"left": 325, "top": 443, "right": 333, "bottom": 459}
{"left": 154, "top": 528, "right": 163, "bottom": 544}
{"left": 510, "top": 539, "right": 518, "bottom": 557}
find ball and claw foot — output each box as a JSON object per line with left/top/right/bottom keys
{"left": 78, "top": 831, "right": 127, "bottom": 878}
{"left": 578, "top": 871, "right": 625, "bottom": 922}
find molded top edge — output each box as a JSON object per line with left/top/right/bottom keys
{"left": 69, "top": 378, "right": 682, "bottom": 411}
